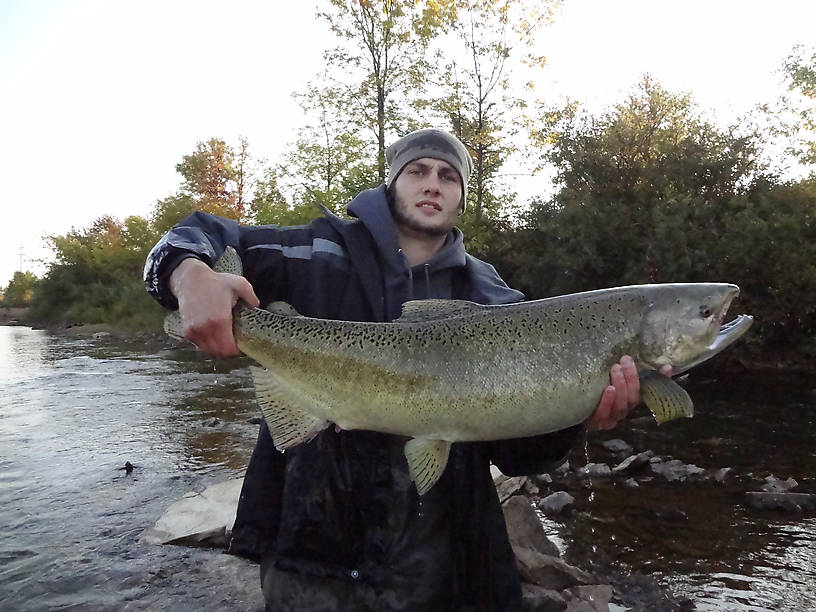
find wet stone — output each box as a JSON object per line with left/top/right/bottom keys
{"left": 600, "top": 439, "right": 633, "bottom": 456}
{"left": 539, "top": 491, "right": 575, "bottom": 515}
{"left": 579, "top": 463, "right": 612, "bottom": 478}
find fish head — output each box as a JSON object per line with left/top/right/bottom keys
{"left": 639, "top": 283, "right": 740, "bottom": 370}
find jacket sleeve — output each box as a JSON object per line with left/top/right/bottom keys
{"left": 487, "top": 425, "right": 585, "bottom": 477}
{"left": 143, "top": 212, "right": 243, "bottom": 310}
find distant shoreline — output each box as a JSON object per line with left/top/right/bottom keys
{"left": 0, "top": 306, "right": 30, "bottom": 326}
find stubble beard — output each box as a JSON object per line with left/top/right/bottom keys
{"left": 389, "top": 192, "right": 455, "bottom": 238}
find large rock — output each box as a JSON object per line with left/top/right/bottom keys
{"left": 563, "top": 585, "right": 613, "bottom": 611}
{"left": 492, "top": 464, "right": 528, "bottom": 502}
{"left": 521, "top": 583, "right": 567, "bottom": 611}
{"left": 141, "top": 478, "right": 244, "bottom": 547}
{"left": 503, "top": 495, "right": 560, "bottom": 557}
{"left": 513, "top": 546, "right": 594, "bottom": 591}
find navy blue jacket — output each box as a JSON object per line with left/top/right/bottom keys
{"left": 144, "top": 186, "right": 583, "bottom": 611}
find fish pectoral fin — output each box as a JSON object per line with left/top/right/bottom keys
{"left": 250, "top": 366, "right": 328, "bottom": 451}
{"left": 397, "top": 299, "right": 484, "bottom": 323}
{"left": 640, "top": 373, "right": 694, "bottom": 424}
{"left": 404, "top": 438, "right": 452, "bottom": 495}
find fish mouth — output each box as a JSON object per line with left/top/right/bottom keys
{"left": 673, "top": 313, "right": 754, "bottom": 375}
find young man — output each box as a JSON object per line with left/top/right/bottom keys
{"left": 144, "top": 129, "right": 646, "bottom": 611}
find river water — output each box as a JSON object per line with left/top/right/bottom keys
{"left": 0, "top": 326, "right": 814, "bottom": 611}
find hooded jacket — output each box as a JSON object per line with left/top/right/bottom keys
{"left": 144, "top": 186, "right": 583, "bottom": 611}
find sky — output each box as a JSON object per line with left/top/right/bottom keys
{"left": 1, "top": 0, "right": 814, "bottom": 288}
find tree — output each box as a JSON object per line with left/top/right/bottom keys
{"left": 3, "top": 271, "right": 39, "bottom": 307}
{"left": 175, "top": 137, "right": 241, "bottom": 219}
{"left": 315, "top": 0, "right": 449, "bottom": 181}
{"left": 521, "top": 77, "right": 772, "bottom": 294}
{"left": 278, "top": 84, "right": 379, "bottom": 217}
{"left": 435, "top": 0, "right": 559, "bottom": 219}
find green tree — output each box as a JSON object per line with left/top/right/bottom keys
{"left": 521, "top": 77, "right": 771, "bottom": 293}
{"left": 315, "top": 0, "right": 450, "bottom": 181}
{"left": 4, "top": 271, "right": 39, "bottom": 307}
{"left": 279, "top": 84, "right": 378, "bottom": 217}
{"left": 28, "top": 215, "right": 163, "bottom": 328}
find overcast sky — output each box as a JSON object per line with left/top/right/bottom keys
{"left": 1, "top": 0, "right": 814, "bottom": 287}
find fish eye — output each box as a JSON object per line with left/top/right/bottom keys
{"left": 700, "top": 305, "right": 712, "bottom": 318}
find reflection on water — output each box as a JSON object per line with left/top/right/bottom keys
{"left": 0, "top": 326, "right": 814, "bottom": 610}
{"left": 559, "top": 371, "right": 816, "bottom": 611}
{"left": 0, "top": 327, "right": 262, "bottom": 611}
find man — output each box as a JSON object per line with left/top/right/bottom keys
{"left": 144, "top": 129, "right": 648, "bottom": 611}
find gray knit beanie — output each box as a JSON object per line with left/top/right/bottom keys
{"left": 385, "top": 128, "right": 473, "bottom": 211}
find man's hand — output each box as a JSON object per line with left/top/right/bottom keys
{"left": 585, "top": 355, "right": 672, "bottom": 431}
{"left": 169, "top": 257, "right": 260, "bottom": 358}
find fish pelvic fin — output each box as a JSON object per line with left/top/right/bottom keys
{"left": 640, "top": 372, "right": 694, "bottom": 424}
{"left": 250, "top": 366, "right": 329, "bottom": 451}
{"left": 404, "top": 438, "right": 453, "bottom": 496}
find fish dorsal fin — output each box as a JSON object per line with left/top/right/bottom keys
{"left": 640, "top": 372, "right": 694, "bottom": 424}
{"left": 250, "top": 366, "right": 329, "bottom": 450}
{"left": 397, "top": 299, "right": 484, "bottom": 323}
{"left": 404, "top": 438, "right": 453, "bottom": 495}
{"left": 265, "top": 301, "right": 303, "bottom": 317}
{"left": 213, "top": 246, "right": 243, "bottom": 276}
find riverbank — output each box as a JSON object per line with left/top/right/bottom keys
{"left": 0, "top": 306, "right": 30, "bottom": 325}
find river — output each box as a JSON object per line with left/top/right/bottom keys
{"left": 0, "top": 326, "right": 814, "bottom": 611}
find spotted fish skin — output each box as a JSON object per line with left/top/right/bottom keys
{"left": 165, "top": 247, "right": 751, "bottom": 494}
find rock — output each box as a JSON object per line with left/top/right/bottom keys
{"left": 503, "top": 496, "right": 560, "bottom": 557}
{"left": 650, "top": 459, "right": 705, "bottom": 482}
{"left": 521, "top": 583, "right": 567, "bottom": 611}
{"left": 524, "top": 479, "right": 540, "bottom": 496}
{"left": 563, "top": 585, "right": 613, "bottom": 612}
{"left": 600, "top": 439, "right": 632, "bottom": 455}
{"left": 93, "top": 331, "right": 111, "bottom": 339}
{"left": 746, "top": 491, "right": 816, "bottom": 512}
{"left": 761, "top": 476, "right": 799, "bottom": 493}
{"left": 579, "top": 463, "right": 612, "bottom": 479}
{"left": 539, "top": 491, "right": 575, "bottom": 515}
{"left": 623, "top": 478, "right": 639, "bottom": 488}
{"left": 535, "top": 473, "right": 554, "bottom": 485}
{"left": 494, "top": 473, "right": 528, "bottom": 503}
{"left": 141, "top": 478, "right": 244, "bottom": 547}
{"left": 611, "top": 451, "right": 652, "bottom": 474}
{"left": 513, "top": 546, "right": 594, "bottom": 591}
{"left": 713, "top": 467, "right": 733, "bottom": 483}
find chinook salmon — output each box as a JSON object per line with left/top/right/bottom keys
{"left": 165, "top": 247, "right": 753, "bottom": 494}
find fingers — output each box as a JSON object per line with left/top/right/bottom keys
{"left": 586, "top": 385, "right": 616, "bottom": 430}
{"left": 183, "top": 311, "right": 240, "bottom": 358}
{"left": 171, "top": 260, "right": 249, "bottom": 359}
{"left": 586, "top": 355, "right": 641, "bottom": 431}
{"left": 227, "top": 274, "right": 260, "bottom": 308}
{"left": 621, "top": 355, "right": 640, "bottom": 406}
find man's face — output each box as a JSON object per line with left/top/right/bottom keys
{"left": 390, "top": 157, "right": 463, "bottom": 238}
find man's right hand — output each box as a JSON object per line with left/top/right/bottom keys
{"left": 169, "top": 257, "right": 260, "bottom": 358}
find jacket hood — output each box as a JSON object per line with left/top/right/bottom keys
{"left": 346, "top": 185, "right": 466, "bottom": 274}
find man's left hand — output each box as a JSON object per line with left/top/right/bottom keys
{"left": 585, "top": 355, "right": 672, "bottom": 430}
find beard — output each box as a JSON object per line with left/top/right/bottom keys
{"left": 388, "top": 190, "right": 455, "bottom": 238}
